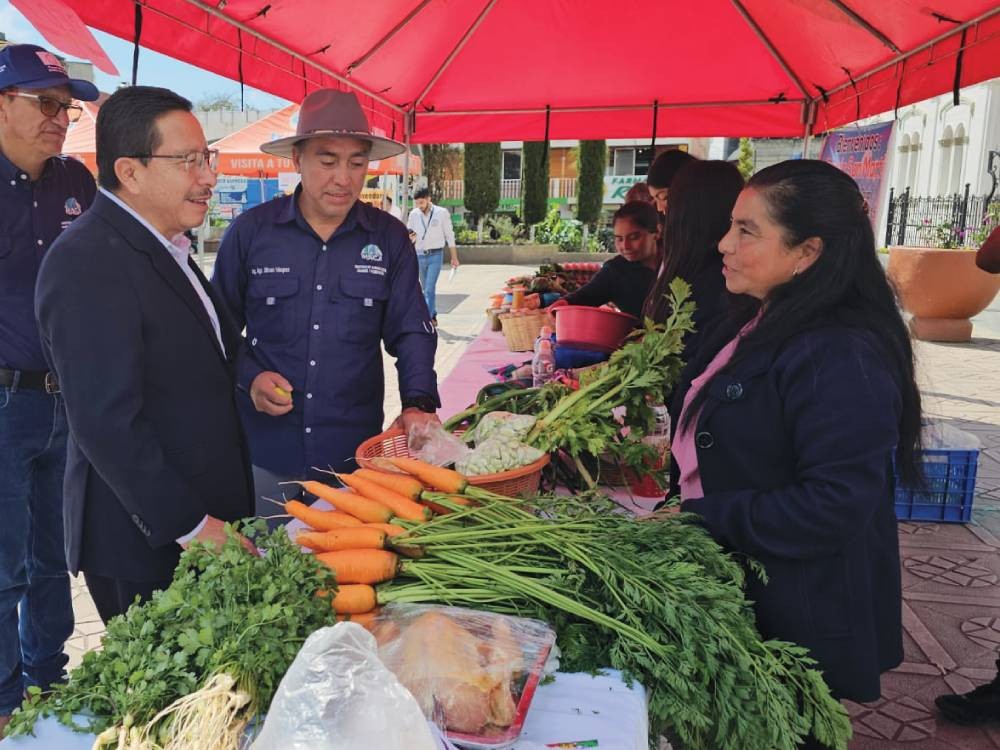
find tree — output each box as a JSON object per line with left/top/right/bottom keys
{"left": 737, "top": 137, "right": 755, "bottom": 180}
{"left": 577, "top": 140, "right": 606, "bottom": 227}
{"left": 422, "top": 144, "right": 461, "bottom": 203}
{"left": 521, "top": 141, "right": 550, "bottom": 225}
{"left": 463, "top": 143, "right": 501, "bottom": 225}
{"left": 196, "top": 92, "right": 239, "bottom": 111}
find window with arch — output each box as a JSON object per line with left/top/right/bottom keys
{"left": 950, "top": 124, "right": 966, "bottom": 194}
{"left": 937, "top": 125, "right": 953, "bottom": 196}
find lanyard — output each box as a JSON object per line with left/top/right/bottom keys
{"left": 419, "top": 206, "right": 436, "bottom": 243}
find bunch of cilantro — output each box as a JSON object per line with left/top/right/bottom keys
{"left": 7, "top": 521, "right": 335, "bottom": 740}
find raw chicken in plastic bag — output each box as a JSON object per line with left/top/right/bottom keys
{"left": 370, "top": 604, "right": 556, "bottom": 743}
{"left": 921, "top": 419, "right": 982, "bottom": 451}
{"left": 251, "top": 621, "right": 442, "bottom": 750}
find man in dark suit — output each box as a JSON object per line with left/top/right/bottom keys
{"left": 35, "top": 86, "right": 255, "bottom": 624}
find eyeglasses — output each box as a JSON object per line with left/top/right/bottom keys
{"left": 127, "top": 149, "right": 220, "bottom": 173}
{"left": 5, "top": 92, "right": 83, "bottom": 122}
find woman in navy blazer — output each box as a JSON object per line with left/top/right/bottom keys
{"left": 672, "top": 160, "right": 922, "bottom": 746}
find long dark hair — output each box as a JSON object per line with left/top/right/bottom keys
{"left": 643, "top": 160, "right": 744, "bottom": 322}
{"left": 684, "top": 159, "right": 923, "bottom": 484}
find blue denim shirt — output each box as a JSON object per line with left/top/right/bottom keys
{"left": 212, "top": 192, "right": 439, "bottom": 477}
{"left": 0, "top": 152, "right": 95, "bottom": 370}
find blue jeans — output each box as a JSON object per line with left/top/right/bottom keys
{"left": 0, "top": 386, "right": 73, "bottom": 715}
{"left": 416, "top": 249, "right": 444, "bottom": 318}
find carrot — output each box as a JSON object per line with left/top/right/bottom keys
{"left": 295, "top": 480, "right": 393, "bottom": 524}
{"left": 335, "top": 610, "right": 380, "bottom": 630}
{"left": 365, "top": 522, "right": 424, "bottom": 558}
{"left": 354, "top": 468, "right": 424, "bottom": 501}
{"left": 337, "top": 473, "right": 430, "bottom": 521}
{"left": 316, "top": 549, "right": 400, "bottom": 584}
{"left": 385, "top": 457, "right": 469, "bottom": 494}
{"left": 283, "top": 499, "right": 363, "bottom": 531}
{"left": 364, "top": 522, "right": 409, "bottom": 537}
{"left": 421, "top": 493, "right": 475, "bottom": 516}
{"left": 296, "top": 527, "right": 387, "bottom": 552}
{"left": 329, "top": 584, "right": 377, "bottom": 614}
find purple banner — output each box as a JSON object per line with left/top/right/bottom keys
{"left": 819, "top": 121, "right": 895, "bottom": 226}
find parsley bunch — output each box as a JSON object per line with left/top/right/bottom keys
{"left": 8, "top": 522, "right": 336, "bottom": 741}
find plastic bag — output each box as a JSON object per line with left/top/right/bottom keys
{"left": 251, "top": 622, "right": 440, "bottom": 750}
{"left": 463, "top": 411, "right": 537, "bottom": 445}
{"left": 921, "top": 419, "right": 981, "bottom": 451}
{"left": 371, "top": 604, "right": 556, "bottom": 742}
{"left": 456, "top": 436, "right": 545, "bottom": 476}
{"left": 407, "top": 421, "right": 470, "bottom": 467}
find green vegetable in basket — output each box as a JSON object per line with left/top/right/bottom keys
{"left": 456, "top": 436, "right": 545, "bottom": 476}
{"left": 463, "top": 411, "right": 537, "bottom": 445}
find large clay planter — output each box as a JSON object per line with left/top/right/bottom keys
{"left": 887, "top": 246, "right": 1000, "bottom": 342}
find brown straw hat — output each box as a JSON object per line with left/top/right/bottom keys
{"left": 259, "top": 89, "right": 405, "bottom": 160}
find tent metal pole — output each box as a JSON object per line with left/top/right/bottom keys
{"left": 414, "top": 0, "right": 499, "bottom": 108}
{"left": 824, "top": 0, "right": 899, "bottom": 53}
{"left": 401, "top": 111, "right": 412, "bottom": 218}
{"left": 347, "top": 0, "right": 436, "bottom": 76}
{"left": 822, "top": 6, "right": 1000, "bottom": 99}
{"left": 730, "top": 0, "right": 810, "bottom": 98}
{"left": 801, "top": 100, "right": 815, "bottom": 158}
{"left": 180, "top": 0, "right": 404, "bottom": 113}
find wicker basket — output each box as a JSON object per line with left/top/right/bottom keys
{"left": 486, "top": 307, "right": 503, "bottom": 332}
{"left": 499, "top": 310, "right": 554, "bottom": 352}
{"left": 355, "top": 428, "right": 549, "bottom": 498}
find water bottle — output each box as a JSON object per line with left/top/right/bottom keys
{"left": 532, "top": 339, "right": 556, "bottom": 387}
{"left": 534, "top": 325, "right": 553, "bottom": 354}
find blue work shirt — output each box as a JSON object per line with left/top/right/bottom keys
{"left": 0, "top": 152, "right": 95, "bottom": 370}
{"left": 212, "top": 192, "right": 439, "bottom": 478}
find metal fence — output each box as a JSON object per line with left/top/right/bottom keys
{"left": 885, "top": 184, "right": 999, "bottom": 248}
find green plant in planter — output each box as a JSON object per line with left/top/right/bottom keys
{"left": 918, "top": 218, "right": 965, "bottom": 249}
{"left": 970, "top": 203, "right": 1000, "bottom": 249}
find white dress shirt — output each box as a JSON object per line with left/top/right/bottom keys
{"left": 99, "top": 188, "right": 219, "bottom": 544}
{"left": 406, "top": 203, "right": 456, "bottom": 252}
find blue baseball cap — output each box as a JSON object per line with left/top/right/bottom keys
{"left": 0, "top": 44, "right": 99, "bottom": 101}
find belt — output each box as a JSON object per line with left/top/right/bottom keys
{"left": 0, "top": 368, "right": 61, "bottom": 394}
{"left": 418, "top": 247, "right": 444, "bottom": 256}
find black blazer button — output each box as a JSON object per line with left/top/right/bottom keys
{"left": 695, "top": 431, "right": 714, "bottom": 449}
{"left": 726, "top": 383, "right": 744, "bottom": 400}
{"left": 131, "top": 514, "right": 141, "bottom": 524}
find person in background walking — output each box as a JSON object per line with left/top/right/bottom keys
{"left": 407, "top": 187, "right": 459, "bottom": 325}
{"left": 0, "top": 44, "right": 98, "bottom": 736}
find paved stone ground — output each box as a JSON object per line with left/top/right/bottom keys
{"left": 66, "top": 260, "right": 1000, "bottom": 748}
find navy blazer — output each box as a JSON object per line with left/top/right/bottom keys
{"left": 35, "top": 192, "right": 254, "bottom": 582}
{"left": 676, "top": 324, "right": 904, "bottom": 701}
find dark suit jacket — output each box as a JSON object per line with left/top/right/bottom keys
{"left": 674, "top": 325, "right": 904, "bottom": 701}
{"left": 35, "top": 192, "right": 254, "bottom": 581}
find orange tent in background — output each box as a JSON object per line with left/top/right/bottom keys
{"left": 62, "top": 97, "right": 103, "bottom": 174}
{"left": 212, "top": 104, "right": 421, "bottom": 178}
{"left": 60, "top": 100, "right": 421, "bottom": 179}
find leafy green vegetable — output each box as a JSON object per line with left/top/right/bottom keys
{"left": 7, "top": 522, "right": 335, "bottom": 739}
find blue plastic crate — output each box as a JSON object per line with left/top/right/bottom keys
{"left": 894, "top": 449, "right": 979, "bottom": 523}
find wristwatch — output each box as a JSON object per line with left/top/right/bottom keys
{"left": 401, "top": 395, "right": 438, "bottom": 414}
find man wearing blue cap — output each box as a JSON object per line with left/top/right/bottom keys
{"left": 0, "top": 44, "right": 98, "bottom": 734}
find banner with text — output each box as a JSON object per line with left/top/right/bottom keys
{"left": 819, "top": 121, "right": 895, "bottom": 228}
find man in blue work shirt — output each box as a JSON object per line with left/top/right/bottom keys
{"left": 212, "top": 90, "right": 440, "bottom": 509}
{"left": 0, "top": 44, "right": 98, "bottom": 735}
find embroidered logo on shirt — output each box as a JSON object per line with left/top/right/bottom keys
{"left": 360, "top": 244, "right": 383, "bottom": 262}
{"left": 64, "top": 197, "right": 82, "bottom": 216}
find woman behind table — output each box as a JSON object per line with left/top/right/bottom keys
{"left": 550, "top": 201, "right": 660, "bottom": 320}
{"left": 643, "top": 160, "right": 744, "bottom": 362}
{"left": 673, "top": 160, "right": 921, "bottom": 747}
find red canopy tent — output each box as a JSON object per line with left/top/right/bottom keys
{"left": 20, "top": 0, "right": 1000, "bottom": 147}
